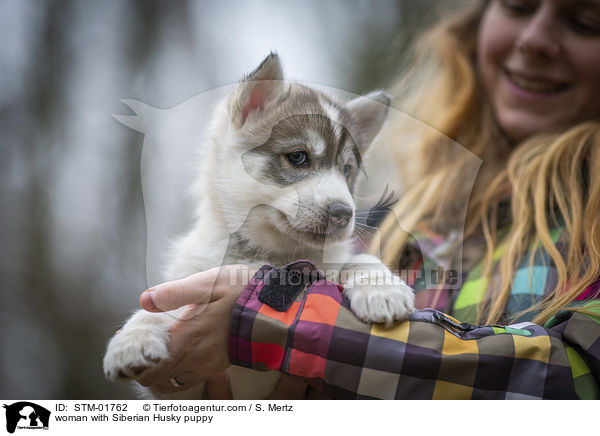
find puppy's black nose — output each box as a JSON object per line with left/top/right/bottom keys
{"left": 328, "top": 202, "right": 353, "bottom": 227}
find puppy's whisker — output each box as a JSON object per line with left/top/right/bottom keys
{"left": 354, "top": 225, "right": 377, "bottom": 236}
{"left": 354, "top": 226, "right": 372, "bottom": 239}
{"left": 352, "top": 232, "right": 368, "bottom": 249}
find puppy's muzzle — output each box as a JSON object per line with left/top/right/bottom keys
{"left": 328, "top": 202, "right": 353, "bottom": 228}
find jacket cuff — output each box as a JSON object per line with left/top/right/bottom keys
{"left": 228, "top": 260, "right": 339, "bottom": 373}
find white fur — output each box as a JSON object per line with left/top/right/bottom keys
{"left": 306, "top": 128, "right": 327, "bottom": 156}
{"left": 319, "top": 96, "right": 342, "bottom": 143}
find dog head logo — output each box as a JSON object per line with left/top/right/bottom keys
{"left": 3, "top": 402, "right": 50, "bottom": 434}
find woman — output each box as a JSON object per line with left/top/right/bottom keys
{"left": 134, "top": 0, "right": 600, "bottom": 399}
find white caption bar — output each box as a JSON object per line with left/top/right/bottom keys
{"left": 0, "top": 400, "right": 591, "bottom": 436}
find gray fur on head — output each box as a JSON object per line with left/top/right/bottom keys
{"left": 344, "top": 90, "right": 391, "bottom": 153}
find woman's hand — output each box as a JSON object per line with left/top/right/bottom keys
{"left": 134, "top": 265, "right": 255, "bottom": 395}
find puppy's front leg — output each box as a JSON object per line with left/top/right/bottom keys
{"left": 341, "top": 253, "right": 414, "bottom": 326}
{"left": 103, "top": 309, "right": 179, "bottom": 381}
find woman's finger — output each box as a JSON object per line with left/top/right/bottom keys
{"left": 138, "top": 370, "right": 193, "bottom": 390}
{"left": 148, "top": 373, "right": 207, "bottom": 394}
{"left": 136, "top": 363, "right": 176, "bottom": 387}
{"left": 140, "top": 268, "right": 219, "bottom": 312}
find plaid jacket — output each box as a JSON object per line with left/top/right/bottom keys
{"left": 229, "top": 229, "right": 600, "bottom": 399}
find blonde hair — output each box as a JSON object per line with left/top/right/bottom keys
{"left": 374, "top": 1, "right": 600, "bottom": 325}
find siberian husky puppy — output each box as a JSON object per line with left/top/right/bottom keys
{"left": 103, "top": 53, "right": 414, "bottom": 399}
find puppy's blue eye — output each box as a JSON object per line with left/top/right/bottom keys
{"left": 343, "top": 164, "right": 352, "bottom": 179}
{"left": 287, "top": 151, "right": 308, "bottom": 166}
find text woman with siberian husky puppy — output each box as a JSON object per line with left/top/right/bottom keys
{"left": 134, "top": 0, "right": 600, "bottom": 399}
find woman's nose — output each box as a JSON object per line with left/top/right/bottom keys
{"left": 515, "top": 8, "right": 561, "bottom": 59}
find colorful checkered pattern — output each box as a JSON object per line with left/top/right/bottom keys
{"left": 229, "top": 258, "right": 600, "bottom": 399}
{"left": 409, "top": 224, "right": 600, "bottom": 325}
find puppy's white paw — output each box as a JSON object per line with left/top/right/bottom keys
{"left": 344, "top": 282, "right": 414, "bottom": 326}
{"left": 103, "top": 327, "right": 169, "bottom": 382}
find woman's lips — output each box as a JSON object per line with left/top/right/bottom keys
{"left": 503, "top": 69, "right": 570, "bottom": 98}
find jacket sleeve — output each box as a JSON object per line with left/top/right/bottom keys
{"left": 228, "top": 262, "right": 600, "bottom": 399}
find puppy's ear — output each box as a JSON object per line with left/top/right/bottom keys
{"left": 231, "top": 52, "right": 285, "bottom": 128}
{"left": 344, "top": 90, "right": 391, "bottom": 153}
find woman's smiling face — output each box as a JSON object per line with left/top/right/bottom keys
{"left": 477, "top": 0, "right": 600, "bottom": 141}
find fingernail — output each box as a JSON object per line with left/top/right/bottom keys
{"left": 141, "top": 290, "right": 158, "bottom": 311}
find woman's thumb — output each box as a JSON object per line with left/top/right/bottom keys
{"left": 140, "top": 270, "right": 217, "bottom": 312}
